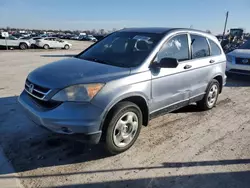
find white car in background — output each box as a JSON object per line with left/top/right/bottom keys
{"left": 0, "top": 35, "right": 30, "bottom": 50}
{"left": 226, "top": 40, "right": 250, "bottom": 75}
{"left": 36, "top": 37, "right": 72, "bottom": 49}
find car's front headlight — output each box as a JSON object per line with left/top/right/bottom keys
{"left": 226, "top": 55, "right": 233, "bottom": 63}
{"left": 52, "top": 83, "right": 104, "bottom": 102}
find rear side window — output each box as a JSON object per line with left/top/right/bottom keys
{"left": 209, "top": 39, "right": 221, "bottom": 56}
{"left": 157, "top": 34, "right": 189, "bottom": 62}
{"left": 191, "top": 35, "right": 209, "bottom": 59}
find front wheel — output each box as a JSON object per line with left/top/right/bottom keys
{"left": 197, "top": 79, "right": 220, "bottom": 110}
{"left": 19, "top": 43, "right": 28, "bottom": 50}
{"left": 64, "top": 44, "right": 70, "bottom": 50}
{"left": 105, "top": 101, "right": 142, "bottom": 155}
{"left": 43, "top": 44, "right": 49, "bottom": 49}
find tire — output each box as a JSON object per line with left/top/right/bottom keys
{"left": 105, "top": 101, "right": 142, "bottom": 155}
{"left": 19, "top": 43, "right": 28, "bottom": 50}
{"left": 43, "top": 44, "right": 49, "bottom": 49}
{"left": 64, "top": 44, "right": 70, "bottom": 50}
{"left": 197, "top": 79, "right": 220, "bottom": 110}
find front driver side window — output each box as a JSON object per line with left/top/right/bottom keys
{"left": 157, "top": 34, "right": 189, "bottom": 62}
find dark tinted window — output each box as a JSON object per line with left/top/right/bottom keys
{"left": 209, "top": 39, "right": 221, "bottom": 56}
{"left": 157, "top": 34, "right": 189, "bottom": 62}
{"left": 191, "top": 35, "right": 209, "bottom": 59}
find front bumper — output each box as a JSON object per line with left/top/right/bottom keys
{"left": 226, "top": 61, "right": 250, "bottom": 75}
{"left": 18, "top": 91, "right": 104, "bottom": 143}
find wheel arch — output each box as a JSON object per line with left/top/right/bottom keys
{"left": 19, "top": 42, "right": 28, "bottom": 48}
{"left": 100, "top": 93, "right": 150, "bottom": 132}
{"left": 212, "top": 74, "right": 223, "bottom": 93}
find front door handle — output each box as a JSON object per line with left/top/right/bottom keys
{"left": 210, "top": 59, "right": 215, "bottom": 63}
{"left": 184, "top": 65, "right": 192, "bottom": 69}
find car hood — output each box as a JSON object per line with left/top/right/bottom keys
{"left": 28, "top": 57, "right": 131, "bottom": 89}
{"left": 228, "top": 49, "right": 250, "bottom": 58}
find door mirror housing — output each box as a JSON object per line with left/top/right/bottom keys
{"left": 153, "top": 58, "right": 179, "bottom": 68}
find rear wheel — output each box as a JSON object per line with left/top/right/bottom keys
{"left": 105, "top": 101, "right": 142, "bottom": 155}
{"left": 43, "top": 44, "right": 49, "bottom": 49}
{"left": 64, "top": 44, "right": 70, "bottom": 50}
{"left": 19, "top": 43, "right": 28, "bottom": 50}
{"left": 197, "top": 79, "right": 220, "bottom": 110}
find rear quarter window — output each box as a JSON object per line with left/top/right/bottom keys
{"left": 209, "top": 39, "right": 221, "bottom": 56}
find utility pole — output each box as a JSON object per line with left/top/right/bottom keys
{"left": 222, "top": 11, "right": 229, "bottom": 39}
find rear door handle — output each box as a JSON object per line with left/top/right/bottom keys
{"left": 184, "top": 65, "right": 192, "bottom": 69}
{"left": 210, "top": 59, "right": 215, "bottom": 63}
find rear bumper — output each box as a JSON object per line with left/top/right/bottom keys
{"left": 18, "top": 91, "right": 104, "bottom": 143}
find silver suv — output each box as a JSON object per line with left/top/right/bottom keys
{"left": 19, "top": 28, "right": 226, "bottom": 154}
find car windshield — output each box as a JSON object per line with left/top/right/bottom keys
{"left": 77, "top": 32, "right": 163, "bottom": 68}
{"left": 239, "top": 40, "right": 250, "bottom": 49}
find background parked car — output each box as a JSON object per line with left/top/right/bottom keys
{"left": 0, "top": 35, "right": 30, "bottom": 50}
{"left": 70, "top": 35, "right": 80, "bottom": 40}
{"left": 79, "top": 35, "right": 97, "bottom": 42}
{"left": 19, "top": 36, "right": 42, "bottom": 48}
{"left": 36, "top": 37, "right": 72, "bottom": 49}
{"left": 94, "top": 35, "right": 105, "bottom": 41}
{"left": 226, "top": 39, "right": 250, "bottom": 75}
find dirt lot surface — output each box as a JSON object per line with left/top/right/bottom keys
{"left": 0, "top": 40, "right": 250, "bottom": 188}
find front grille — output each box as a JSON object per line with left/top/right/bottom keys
{"left": 229, "top": 69, "right": 250, "bottom": 75}
{"left": 235, "top": 58, "right": 250, "bottom": 65}
{"left": 25, "top": 79, "right": 50, "bottom": 100}
{"left": 25, "top": 79, "right": 61, "bottom": 109}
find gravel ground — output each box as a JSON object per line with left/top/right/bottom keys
{"left": 0, "top": 41, "right": 250, "bottom": 188}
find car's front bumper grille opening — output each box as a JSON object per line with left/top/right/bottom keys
{"left": 235, "top": 58, "right": 250, "bottom": 65}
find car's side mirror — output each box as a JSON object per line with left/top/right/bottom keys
{"left": 152, "top": 58, "right": 179, "bottom": 68}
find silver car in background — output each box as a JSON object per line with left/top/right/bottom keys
{"left": 36, "top": 37, "right": 72, "bottom": 49}
{"left": 226, "top": 39, "right": 250, "bottom": 75}
{"left": 19, "top": 36, "right": 42, "bottom": 48}
{"left": 19, "top": 28, "right": 226, "bottom": 154}
{"left": 0, "top": 35, "right": 30, "bottom": 49}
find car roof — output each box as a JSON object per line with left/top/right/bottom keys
{"left": 119, "top": 27, "right": 210, "bottom": 35}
